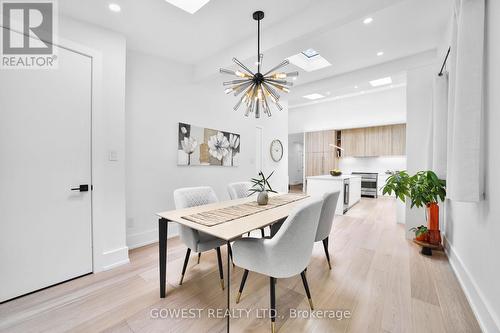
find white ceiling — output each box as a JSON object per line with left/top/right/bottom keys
{"left": 60, "top": 0, "right": 452, "bottom": 105}
{"left": 59, "top": 0, "right": 317, "bottom": 64}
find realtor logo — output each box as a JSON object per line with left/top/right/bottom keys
{"left": 1, "top": 0, "right": 58, "bottom": 69}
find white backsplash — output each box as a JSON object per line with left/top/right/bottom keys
{"left": 339, "top": 156, "right": 407, "bottom": 174}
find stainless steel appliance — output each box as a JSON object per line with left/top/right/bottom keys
{"left": 351, "top": 172, "right": 378, "bottom": 198}
{"left": 343, "top": 179, "right": 350, "bottom": 213}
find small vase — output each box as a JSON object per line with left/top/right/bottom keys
{"left": 257, "top": 191, "right": 269, "bottom": 205}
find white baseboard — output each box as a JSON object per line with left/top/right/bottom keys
{"left": 127, "top": 226, "right": 179, "bottom": 250}
{"left": 443, "top": 236, "right": 500, "bottom": 333}
{"left": 101, "top": 246, "right": 130, "bottom": 271}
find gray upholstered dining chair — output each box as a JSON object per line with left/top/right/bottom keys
{"left": 227, "top": 181, "right": 266, "bottom": 237}
{"left": 227, "top": 181, "right": 253, "bottom": 200}
{"left": 315, "top": 191, "right": 340, "bottom": 270}
{"left": 173, "top": 186, "right": 230, "bottom": 290}
{"left": 232, "top": 198, "right": 323, "bottom": 333}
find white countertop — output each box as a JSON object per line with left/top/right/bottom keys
{"left": 307, "top": 175, "right": 362, "bottom": 181}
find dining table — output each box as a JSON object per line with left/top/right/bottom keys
{"left": 156, "top": 193, "right": 309, "bottom": 333}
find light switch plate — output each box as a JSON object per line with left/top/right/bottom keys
{"left": 108, "top": 150, "right": 118, "bottom": 161}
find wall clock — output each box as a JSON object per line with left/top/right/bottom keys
{"left": 270, "top": 139, "right": 283, "bottom": 162}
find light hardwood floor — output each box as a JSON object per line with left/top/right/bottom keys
{"left": 0, "top": 198, "right": 481, "bottom": 333}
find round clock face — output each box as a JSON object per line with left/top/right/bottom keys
{"left": 270, "top": 139, "right": 283, "bottom": 162}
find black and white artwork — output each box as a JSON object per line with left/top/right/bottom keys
{"left": 177, "top": 122, "right": 240, "bottom": 166}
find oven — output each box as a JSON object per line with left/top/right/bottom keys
{"left": 351, "top": 172, "right": 378, "bottom": 198}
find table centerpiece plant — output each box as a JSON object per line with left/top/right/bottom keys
{"left": 249, "top": 171, "right": 277, "bottom": 205}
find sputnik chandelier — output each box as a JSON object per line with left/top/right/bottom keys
{"left": 219, "top": 11, "right": 298, "bottom": 118}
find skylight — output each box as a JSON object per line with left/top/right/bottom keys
{"left": 287, "top": 51, "right": 331, "bottom": 72}
{"left": 164, "top": 0, "right": 210, "bottom": 14}
{"left": 303, "top": 93, "right": 325, "bottom": 100}
{"left": 301, "top": 48, "right": 319, "bottom": 58}
{"left": 369, "top": 77, "right": 392, "bottom": 87}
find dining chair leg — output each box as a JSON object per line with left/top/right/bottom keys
{"left": 300, "top": 271, "right": 314, "bottom": 310}
{"left": 322, "top": 237, "right": 332, "bottom": 270}
{"left": 260, "top": 228, "right": 265, "bottom": 238}
{"left": 179, "top": 248, "right": 191, "bottom": 285}
{"left": 227, "top": 243, "right": 235, "bottom": 267}
{"left": 197, "top": 252, "right": 201, "bottom": 264}
{"left": 216, "top": 247, "right": 224, "bottom": 290}
{"left": 236, "top": 269, "right": 249, "bottom": 304}
{"left": 270, "top": 276, "right": 276, "bottom": 333}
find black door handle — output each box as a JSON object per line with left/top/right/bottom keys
{"left": 71, "top": 184, "right": 89, "bottom": 192}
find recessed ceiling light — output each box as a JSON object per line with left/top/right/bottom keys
{"left": 303, "top": 93, "right": 325, "bottom": 100}
{"left": 108, "top": 3, "right": 121, "bottom": 12}
{"left": 363, "top": 17, "right": 373, "bottom": 24}
{"left": 354, "top": 85, "right": 359, "bottom": 89}
{"left": 377, "top": 51, "right": 384, "bottom": 56}
{"left": 164, "top": 0, "right": 210, "bottom": 14}
{"left": 369, "top": 76, "right": 392, "bottom": 87}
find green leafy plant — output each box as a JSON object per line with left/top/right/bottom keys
{"left": 249, "top": 171, "right": 277, "bottom": 195}
{"left": 382, "top": 170, "right": 411, "bottom": 202}
{"left": 410, "top": 225, "right": 429, "bottom": 237}
{"left": 408, "top": 171, "right": 446, "bottom": 208}
{"left": 382, "top": 170, "right": 446, "bottom": 208}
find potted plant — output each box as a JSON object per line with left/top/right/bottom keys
{"left": 382, "top": 170, "right": 446, "bottom": 245}
{"left": 249, "top": 171, "right": 277, "bottom": 205}
{"left": 410, "top": 225, "right": 429, "bottom": 242}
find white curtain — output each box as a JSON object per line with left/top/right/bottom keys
{"left": 446, "top": 0, "right": 485, "bottom": 202}
{"left": 431, "top": 74, "right": 449, "bottom": 179}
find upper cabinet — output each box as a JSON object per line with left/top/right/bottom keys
{"left": 391, "top": 124, "right": 406, "bottom": 155}
{"left": 341, "top": 128, "right": 366, "bottom": 157}
{"left": 365, "top": 125, "right": 392, "bottom": 156}
{"left": 340, "top": 124, "right": 406, "bottom": 157}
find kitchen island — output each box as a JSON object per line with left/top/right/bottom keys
{"left": 306, "top": 175, "right": 362, "bottom": 215}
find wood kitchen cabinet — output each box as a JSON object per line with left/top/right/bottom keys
{"left": 391, "top": 124, "right": 406, "bottom": 155}
{"left": 305, "top": 130, "right": 338, "bottom": 177}
{"left": 340, "top": 128, "right": 365, "bottom": 157}
{"left": 340, "top": 124, "right": 406, "bottom": 157}
{"left": 365, "top": 125, "right": 392, "bottom": 156}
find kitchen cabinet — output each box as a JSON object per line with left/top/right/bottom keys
{"left": 391, "top": 124, "right": 406, "bottom": 155}
{"left": 341, "top": 128, "right": 366, "bottom": 157}
{"left": 365, "top": 126, "right": 392, "bottom": 156}
{"left": 348, "top": 176, "right": 362, "bottom": 207}
{"left": 340, "top": 124, "right": 406, "bottom": 157}
{"left": 305, "top": 130, "right": 338, "bottom": 177}
{"left": 306, "top": 175, "right": 361, "bottom": 215}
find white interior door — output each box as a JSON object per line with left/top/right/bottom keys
{"left": 0, "top": 45, "right": 93, "bottom": 302}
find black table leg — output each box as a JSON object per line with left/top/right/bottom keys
{"left": 226, "top": 240, "right": 231, "bottom": 333}
{"left": 159, "top": 218, "right": 168, "bottom": 298}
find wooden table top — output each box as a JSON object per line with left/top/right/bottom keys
{"left": 156, "top": 194, "right": 311, "bottom": 241}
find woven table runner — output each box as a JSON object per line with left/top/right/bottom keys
{"left": 182, "top": 193, "right": 308, "bottom": 227}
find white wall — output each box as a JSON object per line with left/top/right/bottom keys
{"left": 405, "top": 64, "right": 435, "bottom": 238}
{"left": 125, "top": 51, "right": 289, "bottom": 248}
{"left": 288, "top": 133, "right": 304, "bottom": 185}
{"left": 339, "top": 156, "right": 406, "bottom": 174}
{"left": 443, "top": 2, "right": 500, "bottom": 332}
{"left": 59, "top": 17, "right": 128, "bottom": 271}
{"left": 288, "top": 87, "right": 406, "bottom": 134}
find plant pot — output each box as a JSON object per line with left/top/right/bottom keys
{"left": 257, "top": 191, "right": 269, "bottom": 205}
{"left": 415, "top": 233, "right": 429, "bottom": 242}
{"left": 426, "top": 203, "right": 441, "bottom": 245}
